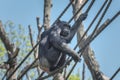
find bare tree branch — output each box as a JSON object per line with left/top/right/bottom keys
{"left": 0, "top": 21, "right": 13, "bottom": 52}
{"left": 0, "top": 20, "right": 19, "bottom": 80}
{"left": 28, "top": 25, "right": 34, "bottom": 47}
{"left": 28, "top": 18, "right": 41, "bottom": 71}
{"left": 36, "top": 17, "right": 42, "bottom": 33}
{"left": 0, "top": 63, "right": 9, "bottom": 69}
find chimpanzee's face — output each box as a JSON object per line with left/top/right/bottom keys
{"left": 60, "top": 24, "right": 70, "bottom": 37}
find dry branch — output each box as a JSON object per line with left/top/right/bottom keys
{"left": 0, "top": 21, "right": 19, "bottom": 80}
{"left": 0, "top": 63, "right": 9, "bottom": 69}
{"left": 0, "top": 21, "right": 13, "bottom": 52}
{"left": 28, "top": 25, "right": 34, "bottom": 47}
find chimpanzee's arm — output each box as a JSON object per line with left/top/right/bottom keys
{"left": 67, "top": 13, "right": 87, "bottom": 43}
{"left": 50, "top": 33, "right": 80, "bottom": 61}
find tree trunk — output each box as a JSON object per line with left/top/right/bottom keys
{"left": 71, "top": 0, "right": 109, "bottom": 80}
{"left": 43, "top": 0, "right": 52, "bottom": 30}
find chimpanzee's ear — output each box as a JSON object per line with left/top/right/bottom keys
{"left": 56, "top": 19, "right": 61, "bottom": 24}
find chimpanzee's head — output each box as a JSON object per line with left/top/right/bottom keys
{"left": 56, "top": 20, "right": 71, "bottom": 37}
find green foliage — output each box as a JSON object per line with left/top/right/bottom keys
{"left": 30, "top": 71, "right": 35, "bottom": 78}
{"left": 0, "top": 43, "right": 5, "bottom": 57}
{"left": 69, "top": 74, "right": 80, "bottom": 80}
{"left": 0, "top": 40, "right": 6, "bottom": 61}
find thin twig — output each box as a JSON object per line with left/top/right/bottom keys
{"left": 36, "top": 17, "right": 42, "bottom": 75}
{"left": 28, "top": 25, "right": 41, "bottom": 76}
{"left": 36, "top": 17, "right": 41, "bottom": 32}
{"left": 28, "top": 25, "right": 34, "bottom": 47}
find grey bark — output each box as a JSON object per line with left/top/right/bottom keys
{"left": 43, "top": 0, "right": 52, "bottom": 30}
{"left": 71, "top": 0, "right": 109, "bottom": 80}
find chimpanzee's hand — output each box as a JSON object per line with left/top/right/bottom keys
{"left": 72, "top": 53, "right": 81, "bottom": 62}
{"left": 80, "top": 13, "right": 88, "bottom": 21}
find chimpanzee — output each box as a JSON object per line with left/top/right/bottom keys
{"left": 39, "top": 13, "right": 87, "bottom": 72}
